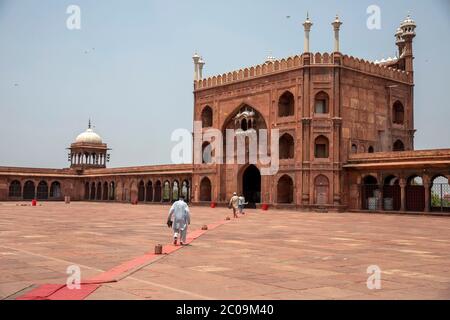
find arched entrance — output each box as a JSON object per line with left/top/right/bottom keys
{"left": 277, "top": 175, "right": 293, "bottom": 204}
{"left": 23, "top": 181, "right": 35, "bottom": 200}
{"left": 36, "top": 181, "right": 48, "bottom": 200}
{"left": 242, "top": 165, "right": 261, "bottom": 206}
{"left": 383, "top": 175, "right": 401, "bottom": 211}
{"left": 431, "top": 176, "right": 450, "bottom": 212}
{"left": 361, "top": 175, "right": 379, "bottom": 210}
{"left": 200, "top": 177, "right": 212, "bottom": 202}
{"left": 406, "top": 175, "right": 425, "bottom": 212}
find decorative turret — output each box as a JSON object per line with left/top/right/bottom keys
{"left": 331, "top": 14, "right": 343, "bottom": 52}
{"left": 193, "top": 52, "right": 200, "bottom": 81}
{"left": 265, "top": 51, "right": 276, "bottom": 63}
{"left": 400, "top": 14, "right": 416, "bottom": 74}
{"left": 302, "top": 13, "right": 313, "bottom": 53}
{"left": 395, "top": 27, "right": 405, "bottom": 57}
{"left": 198, "top": 57, "right": 205, "bottom": 80}
{"left": 68, "top": 120, "right": 110, "bottom": 170}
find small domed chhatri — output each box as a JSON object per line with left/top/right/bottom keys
{"left": 68, "top": 120, "right": 110, "bottom": 170}
{"left": 75, "top": 121, "right": 103, "bottom": 144}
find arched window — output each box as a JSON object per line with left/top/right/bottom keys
{"left": 314, "top": 135, "right": 329, "bottom": 158}
{"left": 36, "top": 181, "right": 48, "bottom": 200}
{"left": 241, "top": 118, "right": 248, "bottom": 131}
{"left": 393, "top": 139, "right": 405, "bottom": 151}
{"left": 163, "top": 181, "right": 171, "bottom": 202}
{"left": 50, "top": 181, "right": 62, "bottom": 199}
{"left": 393, "top": 101, "right": 404, "bottom": 125}
{"left": 278, "top": 91, "right": 295, "bottom": 117}
{"left": 9, "top": 180, "right": 21, "bottom": 198}
{"left": 172, "top": 181, "right": 179, "bottom": 201}
{"left": 279, "top": 133, "right": 294, "bottom": 159}
{"left": 202, "top": 142, "right": 213, "bottom": 164}
{"left": 314, "top": 91, "right": 329, "bottom": 114}
{"left": 200, "top": 177, "right": 212, "bottom": 202}
{"left": 201, "top": 106, "right": 213, "bottom": 128}
{"left": 277, "top": 175, "right": 294, "bottom": 203}
{"left": 351, "top": 144, "right": 358, "bottom": 154}
{"left": 368, "top": 146, "right": 374, "bottom": 153}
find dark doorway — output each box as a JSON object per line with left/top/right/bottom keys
{"left": 200, "top": 177, "right": 212, "bottom": 202}
{"left": 242, "top": 165, "right": 261, "bottom": 207}
{"left": 23, "top": 181, "right": 35, "bottom": 200}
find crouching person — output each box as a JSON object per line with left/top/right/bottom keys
{"left": 167, "top": 195, "right": 191, "bottom": 246}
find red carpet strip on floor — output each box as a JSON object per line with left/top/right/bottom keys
{"left": 16, "top": 284, "right": 100, "bottom": 300}
{"left": 16, "top": 218, "right": 233, "bottom": 300}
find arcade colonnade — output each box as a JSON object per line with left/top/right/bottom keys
{"left": 81, "top": 176, "right": 192, "bottom": 203}
{"left": 356, "top": 172, "right": 450, "bottom": 213}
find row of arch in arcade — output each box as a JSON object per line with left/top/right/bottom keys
{"left": 8, "top": 180, "right": 62, "bottom": 200}
{"left": 137, "top": 180, "right": 191, "bottom": 203}
{"left": 198, "top": 173, "right": 331, "bottom": 205}
{"left": 351, "top": 139, "right": 406, "bottom": 154}
{"left": 84, "top": 182, "right": 116, "bottom": 201}
{"left": 83, "top": 180, "right": 191, "bottom": 203}
{"left": 361, "top": 174, "right": 450, "bottom": 212}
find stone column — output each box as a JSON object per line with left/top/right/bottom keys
{"left": 424, "top": 176, "right": 430, "bottom": 213}
{"left": 400, "top": 178, "right": 406, "bottom": 212}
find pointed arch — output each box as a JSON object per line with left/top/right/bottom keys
{"left": 200, "top": 177, "right": 212, "bottom": 202}
{"left": 277, "top": 175, "right": 294, "bottom": 203}
{"left": 278, "top": 91, "right": 295, "bottom": 117}
{"left": 201, "top": 105, "right": 213, "bottom": 128}
{"left": 279, "top": 133, "right": 294, "bottom": 159}
{"left": 9, "top": 180, "right": 21, "bottom": 198}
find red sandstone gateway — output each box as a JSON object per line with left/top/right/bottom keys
{"left": 0, "top": 14, "right": 449, "bottom": 214}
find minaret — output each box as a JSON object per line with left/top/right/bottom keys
{"left": 192, "top": 52, "right": 200, "bottom": 81}
{"left": 400, "top": 14, "right": 416, "bottom": 74}
{"left": 331, "top": 14, "right": 343, "bottom": 52}
{"left": 302, "top": 13, "right": 313, "bottom": 53}
{"left": 198, "top": 57, "right": 205, "bottom": 80}
{"left": 395, "top": 27, "right": 405, "bottom": 57}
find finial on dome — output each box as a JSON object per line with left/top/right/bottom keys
{"left": 88, "top": 118, "right": 91, "bottom": 129}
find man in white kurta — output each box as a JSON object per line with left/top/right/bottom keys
{"left": 167, "top": 196, "right": 191, "bottom": 246}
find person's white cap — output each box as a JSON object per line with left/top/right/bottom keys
{"left": 233, "top": 192, "right": 237, "bottom": 195}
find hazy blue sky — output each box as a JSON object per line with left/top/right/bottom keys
{"left": 0, "top": 0, "right": 449, "bottom": 168}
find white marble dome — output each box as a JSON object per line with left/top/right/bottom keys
{"left": 75, "top": 127, "right": 103, "bottom": 144}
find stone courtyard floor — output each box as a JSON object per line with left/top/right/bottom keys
{"left": 0, "top": 202, "right": 450, "bottom": 300}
